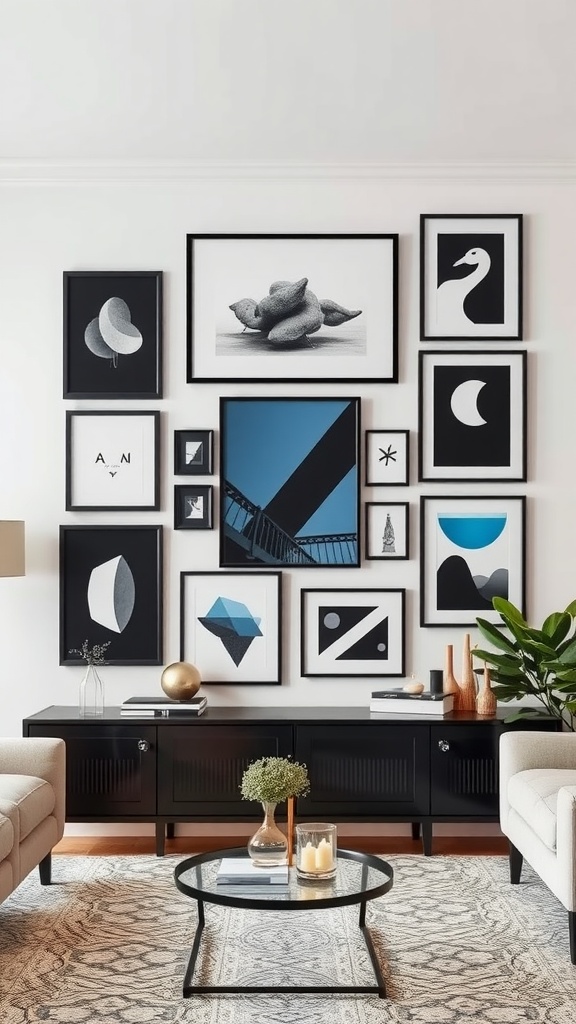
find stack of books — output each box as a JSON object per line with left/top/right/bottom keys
{"left": 216, "top": 858, "right": 289, "bottom": 892}
{"left": 120, "top": 695, "right": 207, "bottom": 717}
{"left": 370, "top": 690, "right": 454, "bottom": 716}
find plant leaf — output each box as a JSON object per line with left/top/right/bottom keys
{"left": 492, "top": 597, "right": 527, "bottom": 625}
{"left": 564, "top": 599, "right": 576, "bottom": 617}
{"left": 475, "top": 618, "right": 517, "bottom": 654}
{"left": 502, "top": 709, "right": 546, "bottom": 724}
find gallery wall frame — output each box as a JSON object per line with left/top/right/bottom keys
{"left": 180, "top": 571, "right": 282, "bottom": 685}
{"left": 220, "top": 396, "right": 361, "bottom": 568}
{"left": 420, "top": 495, "right": 526, "bottom": 628}
{"left": 65, "top": 411, "right": 160, "bottom": 511}
{"left": 174, "top": 484, "right": 213, "bottom": 530}
{"left": 300, "top": 588, "right": 406, "bottom": 678}
{"left": 186, "top": 234, "right": 398, "bottom": 383}
{"left": 63, "top": 271, "right": 162, "bottom": 398}
{"left": 174, "top": 429, "right": 214, "bottom": 475}
{"left": 365, "top": 430, "right": 409, "bottom": 486}
{"left": 418, "top": 350, "right": 527, "bottom": 482}
{"left": 365, "top": 502, "right": 409, "bottom": 560}
{"left": 60, "top": 525, "right": 163, "bottom": 665}
{"left": 420, "top": 214, "right": 523, "bottom": 341}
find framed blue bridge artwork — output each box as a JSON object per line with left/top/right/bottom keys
{"left": 219, "top": 397, "right": 361, "bottom": 568}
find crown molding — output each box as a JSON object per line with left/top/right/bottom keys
{"left": 1, "top": 159, "right": 576, "bottom": 185}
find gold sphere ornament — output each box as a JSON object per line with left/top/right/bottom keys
{"left": 160, "top": 661, "right": 201, "bottom": 701}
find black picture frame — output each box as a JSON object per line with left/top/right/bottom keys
{"left": 63, "top": 271, "right": 162, "bottom": 398}
{"left": 300, "top": 588, "right": 406, "bottom": 677}
{"left": 418, "top": 350, "right": 527, "bottom": 482}
{"left": 420, "top": 214, "right": 523, "bottom": 341}
{"left": 365, "top": 430, "right": 409, "bottom": 486}
{"left": 186, "top": 234, "right": 398, "bottom": 383}
{"left": 420, "top": 495, "right": 526, "bottom": 627}
{"left": 65, "top": 411, "right": 160, "bottom": 511}
{"left": 180, "top": 571, "right": 282, "bottom": 685}
{"left": 174, "top": 485, "right": 213, "bottom": 530}
{"left": 220, "top": 396, "right": 361, "bottom": 568}
{"left": 60, "top": 525, "right": 163, "bottom": 665}
{"left": 365, "top": 502, "right": 409, "bottom": 560}
{"left": 174, "top": 430, "right": 214, "bottom": 475}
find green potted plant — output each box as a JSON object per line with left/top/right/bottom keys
{"left": 475, "top": 597, "right": 576, "bottom": 730}
{"left": 240, "top": 756, "right": 310, "bottom": 866}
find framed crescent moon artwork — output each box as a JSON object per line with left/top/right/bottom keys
{"left": 418, "top": 350, "right": 527, "bottom": 482}
{"left": 420, "top": 214, "right": 523, "bottom": 341}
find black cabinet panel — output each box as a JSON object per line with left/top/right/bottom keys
{"left": 157, "top": 725, "right": 293, "bottom": 816}
{"left": 430, "top": 725, "right": 499, "bottom": 815}
{"left": 295, "top": 724, "right": 430, "bottom": 816}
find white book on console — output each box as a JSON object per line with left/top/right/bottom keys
{"left": 370, "top": 693, "right": 454, "bottom": 716}
{"left": 216, "top": 858, "right": 289, "bottom": 885}
{"left": 122, "top": 695, "right": 207, "bottom": 711}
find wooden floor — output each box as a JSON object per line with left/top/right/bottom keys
{"left": 54, "top": 835, "right": 508, "bottom": 856}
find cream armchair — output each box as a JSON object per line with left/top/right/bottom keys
{"left": 499, "top": 731, "right": 576, "bottom": 964}
{"left": 0, "top": 737, "right": 65, "bottom": 905}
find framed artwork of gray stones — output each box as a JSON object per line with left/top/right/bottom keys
{"left": 420, "top": 215, "right": 523, "bottom": 341}
{"left": 186, "top": 234, "right": 398, "bottom": 383}
{"left": 63, "top": 271, "right": 162, "bottom": 398}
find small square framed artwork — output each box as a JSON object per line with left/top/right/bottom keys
{"left": 420, "top": 214, "right": 523, "bottom": 340}
{"left": 420, "top": 495, "right": 526, "bottom": 627}
{"left": 418, "top": 350, "right": 527, "bottom": 482}
{"left": 301, "top": 588, "right": 406, "bottom": 677}
{"left": 365, "top": 430, "right": 409, "bottom": 486}
{"left": 180, "top": 571, "right": 282, "bottom": 684}
{"left": 63, "top": 271, "right": 162, "bottom": 398}
{"left": 65, "top": 411, "right": 160, "bottom": 511}
{"left": 174, "top": 430, "right": 214, "bottom": 475}
{"left": 365, "top": 502, "right": 409, "bottom": 560}
{"left": 174, "top": 485, "right": 213, "bottom": 530}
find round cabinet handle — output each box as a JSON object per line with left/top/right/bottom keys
{"left": 438, "top": 739, "right": 450, "bottom": 753}
{"left": 138, "top": 739, "right": 150, "bottom": 752}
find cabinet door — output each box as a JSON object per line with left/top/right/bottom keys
{"left": 430, "top": 724, "right": 500, "bottom": 816}
{"left": 295, "top": 724, "right": 430, "bottom": 817}
{"left": 157, "top": 725, "right": 293, "bottom": 816}
{"left": 27, "top": 724, "right": 157, "bottom": 816}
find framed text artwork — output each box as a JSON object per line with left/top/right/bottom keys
{"left": 365, "top": 502, "right": 409, "bottom": 560}
{"left": 220, "top": 397, "right": 361, "bottom": 568}
{"left": 365, "top": 430, "right": 409, "bottom": 486}
{"left": 180, "top": 571, "right": 281, "bottom": 685}
{"left": 420, "top": 495, "right": 526, "bottom": 627}
{"left": 63, "top": 271, "right": 162, "bottom": 398}
{"left": 420, "top": 215, "right": 523, "bottom": 341}
{"left": 300, "top": 588, "right": 406, "bottom": 678}
{"left": 418, "top": 350, "right": 527, "bottom": 482}
{"left": 186, "top": 234, "right": 398, "bottom": 383}
{"left": 65, "top": 411, "right": 160, "bottom": 511}
{"left": 174, "top": 485, "right": 213, "bottom": 530}
{"left": 174, "top": 430, "right": 214, "bottom": 475}
{"left": 60, "top": 525, "right": 163, "bottom": 665}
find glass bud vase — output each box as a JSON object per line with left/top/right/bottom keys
{"left": 247, "top": 802, "right": 288, "bottom": 866}
{"left": 79, "top": 664, "right": 104, "bottom": 717}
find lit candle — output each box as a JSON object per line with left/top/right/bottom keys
{"left": 299, "top": 841, "right": 317, "bottom": 872}
{"left": 315, "top": 837, "right": 333, "bottom": 871}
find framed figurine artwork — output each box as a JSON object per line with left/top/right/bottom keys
{"left": 186, "top": 234, "right": 398, "bottom": 383}
{"left": 365, "top": 502, "right": 409, "bottom": 561}
{"left": 420, "top": 215, "right": 523, "bottom": 341}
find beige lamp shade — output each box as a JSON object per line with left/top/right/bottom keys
{"left": 0, "top": 521, "right": 25, "bottom": 577}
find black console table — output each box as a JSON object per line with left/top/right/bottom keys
{"left": 23, "top": 705, "right": 558, "bottom": 856}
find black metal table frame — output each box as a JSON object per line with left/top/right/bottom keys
{"left": 174, "top": 846, "right": 393, "bottom": 999}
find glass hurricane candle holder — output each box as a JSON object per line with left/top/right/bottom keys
{"left": 296, "top": 822, "right": 337, "bottom": 881}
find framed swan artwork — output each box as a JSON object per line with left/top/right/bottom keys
{"left": 420, "top": 215, "right": 523, "bottom": 341}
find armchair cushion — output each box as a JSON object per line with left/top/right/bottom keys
{"left": 0, "top": 815, "right": 14, "bottom": 862}
{"left": 0, "top": 775, "right": 56, "bottom": 842}
{"left": 507, "top": 769, "right": 576, "bottom": 851}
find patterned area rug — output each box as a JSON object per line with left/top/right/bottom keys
{"left": 1, "top": 854, "right": 575, "bottom": 1024}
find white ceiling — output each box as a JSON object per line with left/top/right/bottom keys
{"left": 2, "top": 0, "right": 576, "bottom": 164}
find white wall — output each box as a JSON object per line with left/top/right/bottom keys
{"left": 1, "top": 168, "right": 575, "bottom": 754}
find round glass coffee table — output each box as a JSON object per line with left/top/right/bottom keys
{"left": 174, "top": 846, "right": 393, "bottom": 998}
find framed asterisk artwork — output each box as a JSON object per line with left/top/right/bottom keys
{"left": 365, "top": 430, "right": 409, "bottom": 486}
{"left": 179, "top": 571, "right": 282, "bottom": 685}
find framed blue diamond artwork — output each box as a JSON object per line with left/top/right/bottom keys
{"left": 179, "top": 571, "right": 282, "bottom": 685}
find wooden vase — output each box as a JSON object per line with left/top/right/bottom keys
{"left": 443, "top": 644, "right": 459, "bottom": 696}
{"left": 456, "top": 633, "right": 477, "bottom": 712}
{"left": 476, "top": 666, "right": 497, "bottom": 717}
